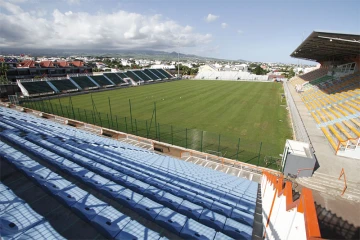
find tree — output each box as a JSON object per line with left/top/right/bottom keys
{"left": 0, "top": 62, "right": 10, "bottom": 84}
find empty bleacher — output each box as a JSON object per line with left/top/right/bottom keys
{"left": 50, "top": 79, "right": 78, "bottom": 92}
{"left": 156, "top": 69, "right": 173, "bottom": 79}
{"left": 143, "top": 69, "right": 161, "bottom": 80}
{"left": 21, "top": 81, "right": 55, "bottom": 95}
{"left": 117, "top": 72, "right": 129, "bottom": 80}
{"left": 149, "top": 69, "right": 167, "bottom": 80}
{"left": 0, "top": 106, "right": 259, "bottom": 239}
{"left": 89, "top": 75, "right": 114, "bottom": 87}
{"left": 103, "top": 73, "right": 128, "bottom": 85}
{"left": 0, "top": 181, "right": 66, "bottom": 239}
{"left": 70, "top": 76, "right": 98, "bottom": 90}
{"left": 124, "top": 71, "right": 143, "bottom": 82}
{"left": 132, "top": 70, "right": 152, "bottom": 81}
{"left": 291, "top": 69, "right": 360, "bottom": 152}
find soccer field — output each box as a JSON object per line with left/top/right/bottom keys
{"left": 30, "top": 80, "right": 292, "bottom": 168}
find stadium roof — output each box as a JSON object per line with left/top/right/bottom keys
{"left": 290, "top": 31, "right": 360, "bottom": 62}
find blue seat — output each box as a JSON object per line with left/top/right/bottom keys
{"left": 176, "top": 188, "right": 197, "bottom": 201}
{"left": 115, "top": 220, "right": 161, "bottom": 240}
{"left": 159, "top": 192, "right": 183, "bottom": 210}
{"left": 56, "top": 185, "right": 89, "bottom": 207}
{"left": 20, "top": 163, "right": 45, "bottom": 177}
{"left": 0, "top": 190, "right": 25, "bottom": 214}
{"left": 0, "top": 204, "right": 44, "bottom": 239}
{"left": 201, "top": 191, "right": 222, "bottom": 201}
{"left": 218, "top": 197, "right": 238, "bottom": 208}
{"left": 71, "top": 194, "right": 109, "bottom": 221}
{"left": 198, "top": 209, "right": 227, "bottom": 232}
{"left": 115, "top": 189, "right": 143, "bottom": 208}
{"left": 115, "top": 174, "right": 137, "bottom": 186}
{"left": 81, "top": 172, "right": 109, "bottom": 189}
{"left": 134, "top": 197, "right": 164, "bottom": 220}
{"left": 98, "top": 166, "right": 121, "bottom": 179}
{"left": 223, "top": 218, "right": 252, "bottom": 240}
{"left": 236, "top": 198, "right": 256, "bottom": 214}
{"left": 18, "top": 221, "right": 66, "bottom": 240}
{"left": 177, "top": 200, "right": 203, "bottom": 220}
{"left": 100, "top": 181, "right": 127, "bottom": 199}
{"left": 91, "top": 206, "right": 131, "bottom": 238}
{"left": 211, "top": 201, "right": 233, "bottom": 217}
{"left": 32, "top": 168, "right": 59, "bottom": 185}
{"left": 155, "top": 208, "right": 188, "bottom": 235}
{"left": 192, "top": 194, "right": 214, "bottom": 210}
{"left": 161, "top": 184, "right": 181, "bottom": 195}
{"left": 230, "top": 208, "right": 254, "bottom": 227}
{"left": 213, "top": 231, "right": 233, "bottom": 240}
{"left": 43, "top": 178, "right": 74, "bottom": 194}
{"left": 128, "top": 180, "right": 150, "bottom": 193}
{"left": 146, "top": 178, "right": 166, "bottom": 189}
{"left": 0, "top": 183, "right": 10, "bottom": 193}
{"left": 143, "top": 186, "right": 165, "bottom": 202}
{"left": 180, "top": 218, "right": 216, "bottom": 240}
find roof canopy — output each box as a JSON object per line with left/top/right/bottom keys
{"left": 290, "top": 31, "right": 360, "bottom": 63}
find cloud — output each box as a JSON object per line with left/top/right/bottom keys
{"left": 0, "top": 1, "right": 212, "bottom": 50}
{"left": 237, "top": 30, "right": 244, "bottom": 34}
{"left": 205, "top": 13, "right": 219, "bottom": 23}
{"left": 221, "top": 23, "right": 228, "bottom": 29}
{"left": 64, "top": 0, "right": 81, "bottom": 5}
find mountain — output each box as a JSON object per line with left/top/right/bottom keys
{"left": 0, "top": 48, "right": 246, "bottom": 62}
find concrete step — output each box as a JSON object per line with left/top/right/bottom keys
{"left": 300, "top": 177, "right": 360, "bottom": 196}
{"left": 313, "top": 171, "right": 359, "bottom": 186}
{"left": 302, "top": 173, "right": 360, "bottom": 196}
{"left": 297, "top": 178, "right": 360, "bottom": 202}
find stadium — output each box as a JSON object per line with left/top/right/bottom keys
{"left": 0, "top": 28, "right": 360, "bottom": 240}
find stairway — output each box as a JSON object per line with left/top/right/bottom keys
{"left": 296, "top": 171, "right": 360, "bottom": 202}
{"left": 252, "top": 183, "right": 263, "bottom": 240}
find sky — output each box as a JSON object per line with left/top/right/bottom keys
{"left": 1, "top": 0, "right": 359, "bottom": 63}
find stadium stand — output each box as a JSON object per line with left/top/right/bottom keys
{"left": 103, "top": 73, "right": 128, "bottom": 85}
{"left": 132, "top": 70, "right": 152, "bottom": 81}
{"left": 195, "top": 70, "right": 269, "bottom": 81}
{"left": 20, "top": 81, "right": 55, "bottom": 96}
{"left": 0, "top": 188, "right": 66, "bottom": 240}
{"left": 124, "top": 71, "right": 143, "bottom": 82}
{"left": 289, "top": 31, "right": 360, "bottom": 161}
{"left": 0, "top": 106, "right": 261, "bottom": 239}
{"left": 143, "top": 69, "right": 161, "bottom": 80}
{"left": 70, "top": 76, "right": 98, "bottom": 90}
{"left": 50, "top": 79, "right": 78, "bottom": 93}
{"left": 291, "top": 69, "right": 360, "bottom": 152}
{"left": 156, "top": 69, "right": 173, "bottom": 79}
{"left": 117, "top": 72, "right": 130, "bottom": 80}
{"left": 89, "top": 75, "right": 114, "bottom": 87}
{"left": 149, "top": 69, "right": 167, "bottom": 80}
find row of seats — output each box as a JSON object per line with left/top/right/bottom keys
{"left": 0, "top": 182, "right": 66, "bottom": 239}
{"left": 50, "top": 79, "right": 79, "bottom": 92}
{"left": 291, "top": 70, "right": 360, "bottom": 151}
{"left": 0, "top": 140, "right": 166, "bottom": 240}
{"left": 70, "top": 76, "right": 98, "bottom": 89}
{"left": 21, "top": 81, "right": 55, "bottom": 95}
{"left": 0, "top": 126, "right": 254, "bottom": 239}
{"left": 19, "top": 68, "right": 174, "bottom": 96}
{"left": 90, "top": 75, "right": 115, "bottom": 87}
{"left": 0, "top": 107, "right": 257, "bottom": 239}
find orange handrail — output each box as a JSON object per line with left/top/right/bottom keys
{"left": 338, "top": 168, "right": 347, "bottom": 196}
{"left": 263, "top": 171, "right": 322, "bottom": 239}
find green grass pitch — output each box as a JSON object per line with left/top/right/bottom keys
{"left": 43, "top": 80, "right": 292, "bottom": 168}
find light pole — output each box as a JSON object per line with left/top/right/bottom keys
{"left": 177, "top": 40, "right": 180, "bottom": 79}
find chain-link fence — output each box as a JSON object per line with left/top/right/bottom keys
{"left": 21, "top": 99, "right": 281, "bottom": 170}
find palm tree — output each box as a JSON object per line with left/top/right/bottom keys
{"left": 0, "top": 62, "right": 10, "bottom": 84}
